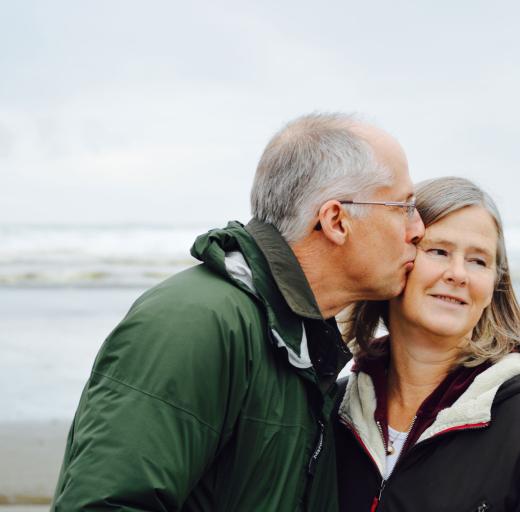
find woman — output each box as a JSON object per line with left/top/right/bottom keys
{"left": 335, "top": 176, "right": 520, "bottom": 511}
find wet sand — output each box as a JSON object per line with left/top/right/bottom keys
{"left": 0, "top": 421, "right": 69, "bottom": 505}
{"left": 0, "top": 287, "right": 143, "bottom": 504}
{"left": 0, "top": 507, "right": 49, "bottom": 512}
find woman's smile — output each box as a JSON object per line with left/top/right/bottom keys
{"left": 429, "top": 294, "right": 468, "bottom": 306}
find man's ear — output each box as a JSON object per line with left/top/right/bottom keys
{"left": 318, "top": 200, "right": 351, "bottom": 245}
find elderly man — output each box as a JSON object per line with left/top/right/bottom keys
{"left": 52, "top": 113, "right": 424, "bottom": 511}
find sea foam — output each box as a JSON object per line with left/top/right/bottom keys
{"left": 2, "top": 223, "right": 520, "bottom": 286}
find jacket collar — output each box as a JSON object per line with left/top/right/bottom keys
{"left": 352, "top": 337, "right": 491, "bottom": 450}
{"left": 190, "top": 221, "right": 320, "bottom": 372}
{"left": 245, "top": 218, "right": 322, "bottom": 320}
{"left": 418, "top": 353, "right": 520, "bottom": 442}
{"left": 338, "top": 350, "right": 520, "bottom": 476}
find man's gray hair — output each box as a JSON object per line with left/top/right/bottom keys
{"left": 250, "top": 112, "right": 392, "bottom": 242}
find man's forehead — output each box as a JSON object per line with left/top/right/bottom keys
{"left": 368, "top": 134, "right": 407, "bottom": 172}
{"left": 352, "top": 122, "right": 412, "bottom": 198}
{"left": 374, "top": 168, "right": 414, "bottom": 201}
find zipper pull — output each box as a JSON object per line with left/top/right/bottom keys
{"left": 307, "top": 420, "right": 325, "bottom": 476}
{"left": 370, "top": 479, "right": 386, "bottom": 511}
{"left": 476, "top": 502, "right": 489, "bottom": 512}
{"left": 378, "top": 479, "right": 386, "bottom": 499}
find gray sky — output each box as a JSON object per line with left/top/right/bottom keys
{"left": 1, "top": 0, "right": 519, "bottom": 226}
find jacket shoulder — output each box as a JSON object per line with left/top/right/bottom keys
{"left": 122, "top": 264, "right": 264, "bottom": 337}
{"left": 92, "top": 264, "right": 266, "bottom": 394}
{"left": 135, "top": 263, "right": 259, "bottom": 313}
{"left": 492, "top": 375, "right": 520, "bottom": 427}
{"left": 495, "top": 373, "right": 520, "bottom": 404}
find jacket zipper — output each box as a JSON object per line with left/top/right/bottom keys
{"left": 371, "top": 416, "right": 417, "bottom": 510}
{"left": 301, "top": 419, "right": 326, "bottom": 510}
{"left": 371, "top": 421, "right": 489, "bottom": 510}
{"left": 339, "top": 418, "right": 388, "bottom": 511}
{"left": 307, "top": 420, "right": 325, "bottom": 476}
{"left": 368, "top": 420, "right": 489, "bottom": 510}
{"left": 370, "top": 479, "right": 386, "bottom": 512}
{"left": 376, "top": 421, "right": 387, "bottom": 452}
{"left": 341, "top": 414, "right": 490, "bottom": 510}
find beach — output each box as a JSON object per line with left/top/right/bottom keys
{"left": 0, "top": 286, "right": 148, "bottom": 505}
{"left": 0, "top": 421, "right": 68, "bottom": 507}
{"left": 0, "top": 508, "right": 48, "bottom": 512}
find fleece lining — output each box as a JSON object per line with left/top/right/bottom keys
{"left": 338, "top": 353, "right": 520, "bottom": 476}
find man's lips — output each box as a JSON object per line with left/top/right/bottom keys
{"left": 404, "top": 261, "right": 415, "bottom": 272}
{"left": 403, "top": 250, "right": 417, "bottom": 272}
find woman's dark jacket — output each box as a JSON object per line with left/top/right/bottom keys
{"left": 334, "top": 353, "right": 520, "bottom": 512}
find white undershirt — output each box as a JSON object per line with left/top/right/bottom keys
{"left": 384, "top": 426, "right": 407, "bottom": 479}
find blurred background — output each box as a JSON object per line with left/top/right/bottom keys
{"left": 1, "top": 0, "right": 519, "bottom": 507}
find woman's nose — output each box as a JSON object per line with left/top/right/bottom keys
{"left": 443, "top": 256, "right": 468, "bottom": 286}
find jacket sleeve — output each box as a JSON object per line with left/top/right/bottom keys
{"left": 52, "top": 282, "right": 255, "bottom": 511}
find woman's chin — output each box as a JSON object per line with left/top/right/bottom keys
{"left": 421, "top": 321, "right": 468, "bottom": 341}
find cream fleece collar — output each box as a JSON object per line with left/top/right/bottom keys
{"left": 338, "top": 353, "right": 520, "bottom": 476}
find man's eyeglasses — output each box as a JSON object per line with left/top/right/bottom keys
{"left": 314, "top": 198, "right": 417, "bottom": 230}
{"left": 340, "top": 199, "right": 417, "bottom": 219}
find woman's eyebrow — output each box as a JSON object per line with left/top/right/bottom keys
{"left": 420, "top": 237, "right": 453, "bottom": 247}
{"left": 467, "top": 246, "right": 495, "bottom": 259}
{"left": 421, "top": 237, "right": 495, "bottom": 258}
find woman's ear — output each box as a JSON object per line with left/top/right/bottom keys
{"left": 318, "top": 200, "right": 350, "bottom": 245}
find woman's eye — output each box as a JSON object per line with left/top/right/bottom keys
{"left": 469, "top": 258, "right": 487, "bottom": 267}
{"left": 427, "top": 248, "right": 448, "bottom": 257}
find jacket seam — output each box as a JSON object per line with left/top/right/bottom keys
{"left": 241, "top": 415, "right": 311, "bottom": 429}
{"left": 91, "top": 370, "right": 220, "bottom": 436}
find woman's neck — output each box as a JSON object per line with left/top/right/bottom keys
{"left": 386, "top": 325, "right": 462, "bottom": 431}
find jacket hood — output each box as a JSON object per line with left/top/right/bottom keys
{"left": 190, "top": 221, "right": 250, "bottom": 287}
{"left": 191, "top": 221, "right": 314, "bottom": 370}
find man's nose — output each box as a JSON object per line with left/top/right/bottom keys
{"left": 407, "top": 209, "right": 425, "bottom": 245}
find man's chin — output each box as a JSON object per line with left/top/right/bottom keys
{"left": 361, "top": 271, "right": 409, "bottom": 301}
{"left": 397, "top": 266, "right": 413, "bottom": 293}
{"left": 378, "top": 275, "right": 407, "bottom": 301}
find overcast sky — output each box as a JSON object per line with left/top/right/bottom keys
{"left": 1, "top": 0, "right": 519, "bottom": 227}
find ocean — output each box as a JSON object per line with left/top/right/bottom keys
{"left": 2, "top": 222, "right": 520, "bottom": 423}
{"left": 1, "top": 224, "right": 206, "bottom": 423}
{"left": 0, "top": 224, "right": 201, "bottom": 288}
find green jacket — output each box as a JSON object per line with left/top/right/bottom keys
{"left": 52, "top": 219, "right": 350, "bottom": 511}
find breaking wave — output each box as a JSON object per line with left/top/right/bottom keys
{"left": 2, "top": 223, "right": 520, "bottom": 287}
{"left": 0, "top": 224, "right": 204, "bottom": 287}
